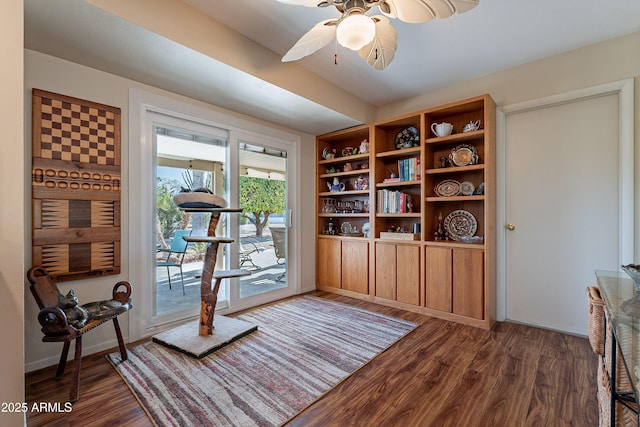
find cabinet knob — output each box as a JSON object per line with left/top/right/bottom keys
{"left": 506, "top": 223, "right": 516, "bottom": 231}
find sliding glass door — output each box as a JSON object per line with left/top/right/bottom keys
{"left": 236, "top": 141, "right": 289, "bottom": 299}
{"left": 154, "top": 123, "right": 229, "bottom": 320}
{"left": 129, "top": 89, "right": 300, "bottom": 339}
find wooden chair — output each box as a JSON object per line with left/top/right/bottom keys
{"left": 27, "top": 266, "right": 132, "bottom": 402}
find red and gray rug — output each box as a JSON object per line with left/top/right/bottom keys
{"left": 108, "top": 295, "right": 417, "bottom": 427}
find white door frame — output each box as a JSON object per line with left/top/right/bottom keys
{"left": 496, "top": 79, "right": 635, "bottom": 321}
{"left": 128, "top": 88, "right": 301, "bottom": 340}
{"left": 225, "top": 129, "right": 300, "bottom": 311}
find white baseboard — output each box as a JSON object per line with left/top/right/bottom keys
{"left": 25, "top": 335, "right": 128, "bottom": 373}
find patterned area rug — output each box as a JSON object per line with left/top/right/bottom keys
{"left": 108, "top": 295, "right": 417, "bottom": 427}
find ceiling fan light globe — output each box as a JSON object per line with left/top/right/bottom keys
{"left": 336, "top": 14, "right": 376, "bottom": 50}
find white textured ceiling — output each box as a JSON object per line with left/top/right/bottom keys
{"left": 25, "top": 0, "right": 640, "bottom": 135}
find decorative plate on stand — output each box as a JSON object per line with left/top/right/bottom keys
{"left": 394, "top": 126, "right": 420, "bottom": 149}
{"left": 444, "top": 210, "right": 477, "bottom": 241}
{"left": 434, "top": 179, "right": 461, "bottom": 197}
{"left": 449, "top": 144, "right": 478, "bottom": 166}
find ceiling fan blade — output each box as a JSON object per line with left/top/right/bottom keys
{"left": 358, "top": 16, "right": 397, "bottom": 70}
{"left": 275, "top": 0, "right": 322, "bottom": 6}
{"left": 381, "top": 0, "right": 479, "bottom": 23}
{"left": 449, "top": 0, "right": 480, "bottom": 14}
{"left": 282, "top": 19, "right": 338, "bottom": 62}
{"left": 381, "top": 0, "right": 436, "bottom": 23}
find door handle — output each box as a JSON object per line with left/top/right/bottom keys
{"left": 506, "top": 223, "right": 516, "bottom": 231}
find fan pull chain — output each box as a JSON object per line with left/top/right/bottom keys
{"left": 334, "top": 39, "right": 339, "bottom": 65}
{"left": 375, "top": 48, "right": 379, "bottom": 60}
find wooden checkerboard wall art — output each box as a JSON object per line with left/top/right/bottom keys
{"left": 32, "top": 89, "right": 121, "bottom": 281}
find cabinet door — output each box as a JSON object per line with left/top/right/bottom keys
{"left": 342, "top": 240, "right": 369, "bottom": 294}
{"left": 375, "top": 242, "right": 396, "bottom": 300}
{"left": 396, "top": 244, "right": 420, "bottom": 305}
{"left": 318, "top": 238, "right": 341, "bottom": 288}
{"left": 453, "top": 249, "right": 484, "bottom": 319}
{"left": 425, "top": 246, "right": 452, "bottom": 312}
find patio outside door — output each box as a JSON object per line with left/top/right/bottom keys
{"left": 153, "top": 119, "right": 230, "bottom": 322}
{"left": 235, "top": 141, "right": 290, "bottom": 301}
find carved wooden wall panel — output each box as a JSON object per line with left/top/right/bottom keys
{"left": 32, "top": 89, "right": 121, "bottom": 281}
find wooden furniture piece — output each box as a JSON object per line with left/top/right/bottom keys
{"left": 316, "top": 94, "right": 496, "bottom": 329}
{"left": 156, "top": 229, "right": 191, "bottom": 294}
{"left": 27, "top": 266, "right": 132, "bottom": 402}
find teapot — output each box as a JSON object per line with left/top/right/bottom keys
{"left": 327, "top": 177, "right": 346, "bottom": 192}
{"left": 322, "top": 147, "right": 336, "bottom": 159}
{"left": 359, "top": 139, "right": 370, "bottom": 154}
{"left": 355, "top": 175, "right": 368, "bottom": 190}
{"left": 463, "top": 120, "right": 481, "bottom": 133}
{"left": 343, "top": 163, "right": 354, "bottom": 172}
{"left": 342, "top": 147, "right": 358, "bottom": 157}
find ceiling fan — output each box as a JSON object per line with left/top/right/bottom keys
{"left": 278, "top": 0, "right": 479, "bottom": 70}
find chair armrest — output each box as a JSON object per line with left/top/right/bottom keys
{"left": 242, "top": 241, "right": 264, "bottom": 254}
{"left": 113, "top": 281, "right": 132, "bottom": 304}
{"left": 37, "top": 307, "right": 75, "bottom": 337}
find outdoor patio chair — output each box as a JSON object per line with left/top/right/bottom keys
{"left": 270, "top": 226, "right": 287, "bottom": 281}
{"left": 240, "top": 238, "right": 263, "bottom": 270}
{"left": 157, "top": 229, "right": 191, "bottom": 295}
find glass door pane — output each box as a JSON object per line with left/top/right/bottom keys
{"left": 154, "top": 124, "right": 228, "bottom": 318}
{"left": 237, "top": 142, "right": 288, "bottom": 298}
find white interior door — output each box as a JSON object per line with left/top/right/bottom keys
{"left": 503, "top": 90, "right": 630, "bottom": 334}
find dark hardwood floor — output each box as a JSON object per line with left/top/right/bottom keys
{"left": 25, "top": 292, "right": 599, "bottom": 426}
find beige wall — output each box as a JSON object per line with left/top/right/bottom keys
{"left": 1, "top": 2, "right": 25, "bottom": 426}
{"left": 378, "top": 31, "right": 640, "bottom": 259}
{"left": 24, "top": 49, "right": 317, "bottom": 371}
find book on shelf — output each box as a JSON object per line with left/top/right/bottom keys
{"left": 383, "top": 177, "right": 401, "bottom": 183}
{"left": 376, "top": 189, "right": 414, "bottom": 214}
{"left": 396, "top": 157, "right": 421, "bottom": 182}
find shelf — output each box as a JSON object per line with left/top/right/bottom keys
{"left": 319, "top": 190, "right": 369, "bottom": 197}
{"left": 376, "top": 146, "right": 421, "bottom": 159}
{"left": 377, "top": 179, "right": 421, "bottom": 188}
{"left": 425, "top": 195, "right": 485, "bottom": 202}
{"left": 318, "top": 234, "right": 369, "bottom": 241}
{"left": 316, "top": 93, "right": 495, "bottom": 330}
{"left": 178, "top": 207, "right": 243, "bottom": 213}
{"left": 320, "top": 168, "right": 370, "bottom": 178}
{"left": 374, "top": 237, "right": 421, "bottom": 245}
{"left": 426, "top": 129, "right": 484, "bottom": 145}
{"left": 376, "top": 213, "right": 421, "bottom": 218}
{"left": 319, "top": 152, "right": 370, "bottom": 165}
{"left": 425, "top": 164, "right": 484, "bottom": 175}
{"left": 318, "top": 213, "right": 370, "bottom": 218}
